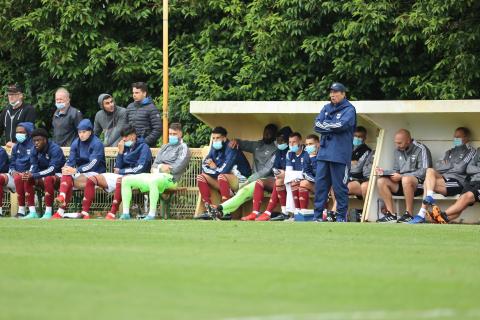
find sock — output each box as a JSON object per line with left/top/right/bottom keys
{"left": 13, "top": 174, "right": 25, "bottom": 206}
{"left": 218, "top": 175, "right": 231, "bottom": 201}
{"left": 18, "top": 206, "right": 25, "bottom": 214}
{"left": 418, "top": 207, "right": 427, "bottom": 218}
{"left": 81, "top": 178, "right": 96, "bottom": 213}
{"left": 25, "top": 180, "right": 35, "bottom": 206}
{"left": 57, "top": 208, "right": 64, "bottom": 216}
{"left": 148, "top": 211, "right": 156, "bottom": 217}
{"left": 427, "top": 190, "right": 434, "bottom": 197}
{"left": 45, "top": 206, "right": 52, "bottom": 214}
{"left": 59, "top": 192, "right": 66, "bottom": 199}
{"left": 299, "top": 188, "right": 309, "bottom": 209}
{"left": 265, "top": 187, "right": 279, "bottom": 213}
{"left": 277, "top": 186, "right": 287, "bottom": 206}
{"left": 263, "top": 211, "right": 272, "bottom": 216}
{"left": 28, "top": 206, "right": 36, "bottom": 214}
{"left": 44, "top": 176, "right": 56, "bottom": 207}
{"left": 109, "top": 179, "right": 122, "bottom": 214}
{"left": 281, "top": 206, "right": 287, "bottom": 214}
{"left": 197, "top": 175, "right": 211, "bottom": 205}
{"left": 81, "top": 211, "right": 89, "bottom": 217}
{"left": 252, "top": 180, "right": 265, "bottom": 213}
{"left": 58, "top": 175, "right": 73, "bottom": 208}
{"left": 0, "top": 208, "right": 2, "bottom": 215}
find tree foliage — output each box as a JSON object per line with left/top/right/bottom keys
{"left": 0, "top": 0, "right": 478, "bottom": 146}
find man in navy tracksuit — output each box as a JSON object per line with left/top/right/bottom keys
{"left": 10, "top": 122, "right": 35, "bottom": 218}
{"left": 196, "top": 126, "right": 252, "bottom": 219}
{"left": 22, "top": 128, "right": 66, "bottom": 219}
{"left": 53, "top": 119, "right": 106, "bottom": 219}
{"left": 313, "top": 83, "right": 357, "bottom": 222}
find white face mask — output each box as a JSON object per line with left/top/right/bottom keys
{"left": 10, "top": 100, "right": 20, "bottom": 108}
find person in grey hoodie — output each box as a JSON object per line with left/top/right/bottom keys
{"left": 376, "top": 128, "right": 432, "bottom": 223}
{"left": 151, "top": 122, "right": 191, "bottom": 182}
{"left": 93, "top": 93, "right": 127, "bottom": 147}
{"left": 410, "top": 127, "right": 476, "bottom": 224}
{"left": 126, "top": 82, "right": 162, "bottom": 147}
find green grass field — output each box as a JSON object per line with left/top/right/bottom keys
{"left": 0, "top": 220, "right": 479, "bottom": 320}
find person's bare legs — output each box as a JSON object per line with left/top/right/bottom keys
{"left": 444, "top": 192, "right": 475, "bottom": 221}
{"left": 348, "top": 181, "right": 362, "bottom": 197}
{"left": 360, "top": 181, "right": 369, "bottom": 199}
{"left": 377, "top": 177, "right": 400, "bottom": 213}
{"left": 401, "top": 176, "right": 418, "bottom": 214}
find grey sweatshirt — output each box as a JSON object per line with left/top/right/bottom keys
{"left": 362, "top": 150, "right": 375, "bottom": 180}
{"left": 52, "top": 106, "right": 83, "bottom": 147}
{"left": 350, "top": 144, "right": 371, "bottom": 179}
{"left": 435, "top": 144, "right": 476, "bottom": 186}
{"left": 93, "top": 106, "right": 127, "bottom": 147}
{"left": 465, "top": 148, "right": 480, "bottom": 182}
{"left": 237, "top": 139, "right": 277, "bottom": 183}
{"left": 392, "top": 140, "right": 432, "bottom": 180}
{"left": 152, "top": 142, "right": 191, "bottom": 181}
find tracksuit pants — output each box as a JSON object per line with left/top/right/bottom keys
{"left": 314, "top": 160, "right": 349, "bottom": 220}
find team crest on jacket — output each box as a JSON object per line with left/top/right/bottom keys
{"left": 336, "top": 114, "right": 341, "bottom": 119}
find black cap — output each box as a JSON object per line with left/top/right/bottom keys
{"left": 31, "top": 128, "right": 49, "bottom": 139}
{"left": 328, "top": 82, "right": 346, "bottom": 92}
{"left": 7, "top": 83, "right": 23, "bottom": 94}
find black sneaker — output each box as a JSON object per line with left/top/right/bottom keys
{"left": 271, "top": 213, "right": 289, "bottom": 221}
{"left": 194, "top": 211, "right": 212, "bottom": 220}
{"left": 325, "top": 210, "right": 336, "bottom": 222}
{"left": 206, "top": 203, "right": 222, "bottom": 220}
{"left": 219, "top": 213, "right": 232, "bottom": 221}
{"left": 376, "top": 212, "right": 397, "bottom": 223}
{"left": 397, "top": 212, "right": 413, "bottom": 223}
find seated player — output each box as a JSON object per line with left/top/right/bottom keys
{"left": 0, "top": 146, "right": 11, "bottom": 217}
{"left": 195, "top": 126, "right": 251, "bottom": 220}
{"left": 297, "top": 134, "right": 320, "bottom": 212}
{"left": 428, "top": 146, "right": 480, "bottom": 224}
{"left": 241, "top": 126, "right": 292, "bottom": 221}
{"left": 22, "top": 128, "right": 66, "bottom": 219}
{"left": 10, "top": 122, "right": 35, "bottom": 218}
{"left": 410, "top": 127, "right": 476, "bottom": 224}
{"left": 53, "top": 119, "right": 106, "bottom": 219}
{"left": 376, "top": 129, "right": 432, "bottom": 223}
{"left": 209, "top": 124, "right": 278, "bottom": 220}
{"left": 271, "top": 132, "right": 311, "bottom": 221}
{"left": 80, "top": 125, "right": 152, "bottom": 220}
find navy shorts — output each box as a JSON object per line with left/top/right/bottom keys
{"left": 443, "top": 177, "right": 463, "bottom": 197}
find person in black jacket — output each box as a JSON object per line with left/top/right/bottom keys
{"left": 0, "top": 84, "right": 36, "bottom": 147}
{"left": 126, "top": 82, "right": 162, "bottom": 147}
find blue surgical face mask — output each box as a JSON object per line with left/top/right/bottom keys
{"left": 55, "top": 103, "right": 65, "bottom": 110}
{"left": 124, "top": 140, "right": 134, "bottom": 147}
{"left": 169, "top": 135, "right": 179, "bottom": 145}
{"left": 289, "top": 144, "right": 299, "bottom": 153}
{"left": 353, "top": 137, "right": 363, "bottom": 147}
{"left": 305, "top": 145, "right": 316, "bottom": 155}
{"left": 16, "top": 133, "right": 26, "bottom": 143}
{"left": 277, "top": 143, "right": 288, "bottom": 151}
{"left": 212, "top": 141, "right": 223, "bottom": 150}
{"left": 453, "top": 138, "right": 463, "bottom": 147}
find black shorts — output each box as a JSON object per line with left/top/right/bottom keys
{"left": 349, "top": 177, "right": 368, "bottom": 184}
{"left": 392, "top": 178, "right": 424, "bottom": 197}
{"left": 461, "top": 181, "right": 480, "bottom": 202}
{"left": 443, "top": 177, "right": 463, "bottom": 197}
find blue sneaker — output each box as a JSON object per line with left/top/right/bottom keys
{"left": 422, "top": 195, "right": 435, "bottom": 206}
{"left": 22, "top": 212, "right": 39, "bottom": 219}
{"left": 409, "top": 215, "right": 426, "bottom": 224}
{"left": 40, "top": 212, "right": 52, "bottom": 220}
{"left": 143, "top": 215, "right": 155, "bottom": 221}
{"left": 336, "top": 215, "right": 347, "bottom": 222}
{"left": 119, "top": 213, "right": 131, "bottom": 220}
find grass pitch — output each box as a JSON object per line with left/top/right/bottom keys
{"left": 0, "top": 220, "right": 479, "bottom": 320}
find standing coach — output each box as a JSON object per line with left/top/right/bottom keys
{"left": 313, "top": 83, "right": 356, "bottom": 222}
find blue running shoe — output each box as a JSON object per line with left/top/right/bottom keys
{"left": 336, "top": 215, "right": 347, "bottom": 222}
{"left": 119, "top": 213, "right": 131, "bottom": 220}
{"left": 22, "top": 212, "right": 39, "bottom": 219}
{"left": 40, "top": 212, "right": 52, "bottom": 220}
{"left": 409, "top": 215, "right": 426, "bottom": 224}
{"left": 143, "top": 215, "right": 155, "bottom": 221}
{"left": 422, "top": 195, "right": 435, "bottom": 206}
